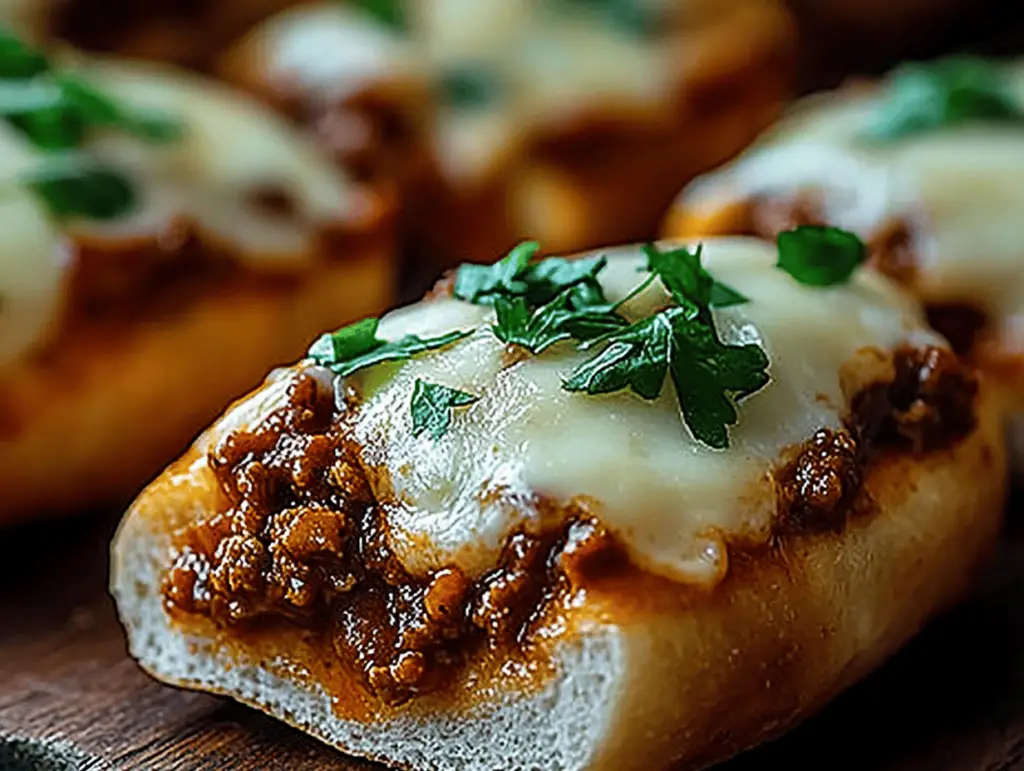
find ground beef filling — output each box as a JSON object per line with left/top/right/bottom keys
{"left": 163, "top": 344, "right": 977, "bottom": 703}
{"left": 775, "top": 345, "right": 978, "bottom": 533}
{"left": 162, "top": 371, "right": 622, "bottom": 706}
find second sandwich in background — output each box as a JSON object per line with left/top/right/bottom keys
{"left": 664, "top": 55, "right": 1024, "bottom": 471}
{"left": 219, "top": 0, "right": 796, "bottom": 271}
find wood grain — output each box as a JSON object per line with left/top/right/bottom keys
{"left": 0, "top": 500, "right": 1022, "bottom": 770}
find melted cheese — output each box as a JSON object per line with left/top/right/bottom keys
{"left": 251, "top": 0, "right": 672, "bottom": 182}
{"left": 678, "top": 61, "right": 1024, "bottom": 346}
{"left": 348, "top": 238, "right": 939, "bottom": 585}
{"left": 0, "top": 56, "right": 360, "bottom": 370}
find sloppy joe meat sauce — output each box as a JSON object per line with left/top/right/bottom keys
{"left": 738, "top": 193, "right": 998, "bottom": 360}
{"left": 162, "top": 342, "right": 978, "bottom": 709}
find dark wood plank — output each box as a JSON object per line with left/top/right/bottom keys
{"left": 1, "top": 501, "right": 1022, "bottom": 770}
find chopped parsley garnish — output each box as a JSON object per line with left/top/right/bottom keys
{"left": 355, "top": 0, "right": 406, "bottom": 30}
{"left": 453, "top": 241, "right": 606, "bottom": 308}
{"left": 492, "top": 291, "right": 627, "bottom": 354}
{"left": 643, "top": 242, "right": 748, "bottom": 309}
{"left": 439, "top": 66, "right": 503, "bottom": 110}
{"left": 410, "top": 379, "right": 479, "bottom": 440}
{"left": 563, "top": 301, "right": 769, "bottom": 449}
{"left": 23, "top": 162, "right": 135, "bottom": 220}
{"left": 0, "top": 26, "right": 183, "bottom": 219}
{"left": 308, "top": 317, "right": 470, "bottom": 377}
{"left": 455, "top": 239, "right": 769, "bottom": 448}
{"left": 776, "top": 226, "right": 867, "bottom": 287}
{"left": 863, "top": 56, "right": 1024, "bottom": 141}
{"left": 0, "top": 28, "right": 47, "bottom": 78}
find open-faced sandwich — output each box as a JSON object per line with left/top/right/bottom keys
{"left": 665, "top": 55, "right": 1024, "bottom": 471}
{"left": 112, "top": 233, "right": 1006, "bottom": 771}
{"left": 217, "top": 0, "right": 796, "bottom": 269}
{"left": 0, "top": 31, "right": 394, "bottom": 524}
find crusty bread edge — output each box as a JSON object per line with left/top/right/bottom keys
{"left": 111, "top": 379, "right": 1007, "bottom": 771}
{"left": 0, "top": 247, "right": 393, "bottom": 525}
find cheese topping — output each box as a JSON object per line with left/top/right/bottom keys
{"left": 0, "top": 56, "right": 360, "bottom": 371}
{"left": 337, "top": 238, "right": 938, "bottom": 585}
{"left": 253, "top": 0, "right": 673, "bottom": 182}
{"left": 679, "top": 60, "right": 1024, "bottom": 346}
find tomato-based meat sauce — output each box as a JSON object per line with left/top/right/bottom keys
{"left": 162, "top": 339, "right": 978, "bottom": 708}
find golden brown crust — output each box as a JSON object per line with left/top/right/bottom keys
{"left": 142, "top": 338, "right": 986, "bottom": 736}
{"left": 111, "top": 368, "right": 1007, "bottom": 770}
{"left": 218, "top": 0, "right": 797, "bottom": 270}
{"left": 0, "top": 232, "right": 395, "bottom": 526}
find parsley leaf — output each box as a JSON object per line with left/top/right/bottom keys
{"left": 0, "top": 30, "right": 182, "bottom": 151}
{"left": 453, "top": 241, "right": 607, "bottom": 308}
{"left": 643, "top": 242, "right": 748, "bottom": 310}
{"left": 776, "top": 226, "right": 866, "bottom": 287}
{"left": 0, "top": 27, "right": 47, "bottom": 78}
{"left": 454, "top": 241, "right": 538, "bottom": 304}
{"left": 563, "top": 309, "right": 677, "bottom": 400}
{"left": 564, "top": 306, "right": 770, "bottom": 448}
{"left": 410, "top": 379, "right": 479, "bottom": 441}
{"left": 23, "top": 162, "right": 136, "bottom": 220}
{"left": 355, "top": 0, "right": 406, "bottom": 29}
{"left": 863, "top": 56, "right": 1024, "bottom": 141}
{"left": 439, "top": 66, "right": 503, "bottom": 110}
{"left": 492, "top": 291, "right": 627, "bottom": 354}
{"left": 56, "top": 75, "right": 183, "bottom": 143}
{"left": 668, "top": 317, "right": 770, "bottom": 449}
{"left": 308, "top": 317, "right": 471, "bottom": 377}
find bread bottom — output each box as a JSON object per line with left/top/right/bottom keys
{"left": 0, "top": 249, "right": 393, "bottom": 525}
{"left": 111, "top": 379, "right": 1006, "bottom": 771}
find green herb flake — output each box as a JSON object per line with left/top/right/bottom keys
{"left": 0, "top": 26, "right": 48, "bottom": 79}
{"left": 863, "top": 56, "right": 1024, "bottom": 141}
{"left": 643, "top": 242, "right": 748, "bottom": 310}
{"left": 563, "top": 304, "right": 769, "bottom": 448}
{"left": 24, "top": 162, "right": 136, "bottom": 220}
{"left": 308, "top": 317, "right": 471, "bottom": 378}
{"left": 775, "top": 226, "right": 867, "bottom": 287}
{"left": 439, "top": 66, "right": 502, "bottom": 110}
{"left": 55, "top": 74, "right": 183, "bottom": 143}
{"left": 453, "top": 241, "right": 539, "bottom": 304}
{"left": 453, "top": 241, "right": 608, "bottom": 308}
{"left": 356, "top": 0, "right": 406, "bottom": 30}
{"left": 410, "top": 379, "right": 479, "bottom": 441}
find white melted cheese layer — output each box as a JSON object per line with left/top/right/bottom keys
{"left": 0, "top": 57, "right": 359, "bottom": 371}
{"left": 257, "top": 0, "right": 671, "bottom": 183}
{"left": 680, "top": 62, "right": 1024, "bottom": 345}
{"left": 350, "top": 238, "right": 939, "bottom": 585}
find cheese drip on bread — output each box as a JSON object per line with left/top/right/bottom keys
{"left": 0, "top": 56, "right": 359, "bottom": 371}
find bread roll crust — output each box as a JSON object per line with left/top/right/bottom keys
{"left": 111, "top": 363, "right": 1007, "bottom": 770}
{"left": 218, "top": 0, "right": 796, "bottom": 266}
{"left": 0, "top": 243, "right": 393, "bottom": 526}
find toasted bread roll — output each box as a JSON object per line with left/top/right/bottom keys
{"left": 0, "top": 51, "right": 394, "bottom": 524}
{"left": 664, "top": 56, "right": 1024, "bottom": 471}
{"left": 113, "top": 237, "right": 1005, "bottom": 771}
{"left": 217, "top": 0, "right": 796, "bottom": 268}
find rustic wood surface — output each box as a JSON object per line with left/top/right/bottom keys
{"left": 0, "top": 497, "right": 1021, "bottom": 771}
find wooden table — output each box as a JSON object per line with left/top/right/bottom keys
{"left": 1, "top": 497, "right": 1022, "bottom": 771}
